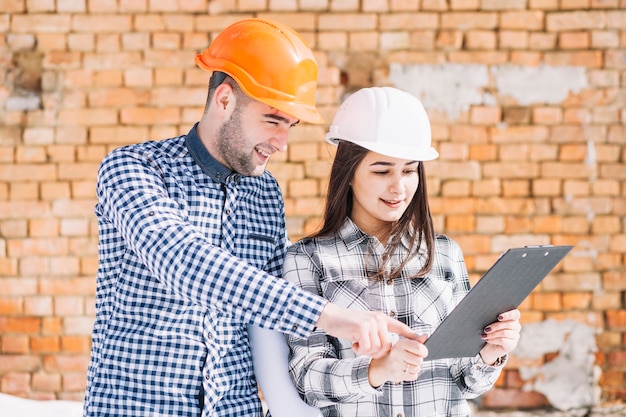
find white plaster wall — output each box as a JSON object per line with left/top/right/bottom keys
{"left": 389, "top": 63, "right": 588, "bottom": 118}
{"left": 513, "top": 319, "right": 601, "bottom": 411}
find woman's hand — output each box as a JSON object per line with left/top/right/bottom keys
{"left": 479, "top": 309, "right": 521, "bottom": 365}
{"left": 368, "top": 334, "right": 428, "bottom": 387}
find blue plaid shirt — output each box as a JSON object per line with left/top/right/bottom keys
{"left": 84, "top": 125, "right": 326, "bottom": 417}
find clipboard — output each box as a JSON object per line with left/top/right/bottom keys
{"left": 423, "top": 245, "right": 573, "bottom": 360}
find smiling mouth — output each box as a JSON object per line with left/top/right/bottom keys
{"left": 382, "top": 199, "right": 403, "bottom": 206}
{"left": 256, "top": 146, "right": 271, "bottom": 159}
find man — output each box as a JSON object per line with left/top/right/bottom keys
{"left": 83, "top": 18, "right": 416, "bottom": 416}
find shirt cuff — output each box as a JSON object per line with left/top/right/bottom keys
{"left": 476, "top": 353, "right": 508, "bottom": 369}
{"left": 352, "top": 356, "right": 382, "bottom": 395}
{"left": 281, "top": 289, "right": 327, "bottom": 339}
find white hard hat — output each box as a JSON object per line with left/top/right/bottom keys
{"left": 325, "top": 87, "right": 439, "bottom": 161}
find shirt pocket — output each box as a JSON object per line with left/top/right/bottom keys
{"left": 320, "top": 274, "right": 371, "bottom": 311}
{"left": 412, "top": 275, "right": 455, "bottom": 328}
{"left": 240, "top": 228, "right": 278, "bottom": 269}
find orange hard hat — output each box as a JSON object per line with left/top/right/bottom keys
{"left": 195, "top": 18, "right": 324, "bottom": 124}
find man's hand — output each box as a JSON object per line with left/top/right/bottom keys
{"left": 315, "top": 302, "right": 420, "bottom": 358}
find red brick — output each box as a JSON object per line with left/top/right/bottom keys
{"left": 61, "top": 335, "right": 91, "bottom": 353}
{"left": 509, "top": 48, "right": 543, "bottom": 67}
{"left": 607, "top": 310, "right": 626, "bottom": 328}
{"left": 499, "top": 30, "right": 529, "bottom": 49}
{"left": 0, "top": 317, "right": 41, "bottom": 334}
{"left": 559, "top": 31, "right": 591, "bottom": 49}
{"left": 545, "top": 311, "right": 603, "bottom": 326}
{"left": 71, "top": 15, "right": 132, "bottom": 32}
{"left": 608, "top": 350, "right": 626, "bottom": 367}
{"left": 80, "top": 256, "right": 99, "bottom": 275}
{"left": 90, "top": 126, "right": 149, "bottom": 145}
{"left": 31, "top": 372, "right": 62, "bottom": 392}
{"left": 0, "top": 278, "right": 38, "bottom": 297}
{"left": 1, "top": 372, "right": 31, "bottom": 395}
{"left": 54, "top": 296, "right": 84, "bottom": 316}
{"left": 441, "top": 180, "right": 471, "bottom": 197}
{"left": 29, "top": 219, "right": 60, "bottom": 238}
{"left": 24, "top": 296, "right": 53, "bottom": 316}
{"left": 42, "top": 317, "right": 63, "bottom": 335}
{"left": 482, "top": 388, "right": 549, "bottom": 409}
{"left": 547, "top": 11, "right": 607, "bottom": 31}
{"left": 10, "top": 183, "right": 39, "bottom": 200}
{"left": 532, "top": 215, "right": 562, "bottom": 233}
{"left": 1, "top": 335, "right": 29, "bottom": 354}
{"left": 40, "top": 278, "right": 95, "bottom": 297}
{"left": 562, "top": 292, "right": 593, "bottom": 309}
{"left": 43, "top": 354, "right": 90, "bottom": 373}
{"left": 63, "top": 371, "right": 87, "bottom": 391}
{"left": 468, "top": 144, "right": 497, "bottom": 161}
{"left": 603, "top": 272, "right": 626, "bottom": 292}
{"left": 0, "top": 164, "right": 56, "bottom": 182}
{"left": 288, "top": 179, "right": 319, "bottom": 198}
{"left": 501, "top": 11, "right": 545, "bottom": 30}
{"left": 11, "top": 14, "right": 71, "bottom": 32}
{"left": 30, "top": 336, "right": 60, "bottom": 353}
{"left": 120, "top": 107, "right": 181, "bottom": 125}
{"left": 545, "top": 50, "right": 604, "bottom": 67}
{"left": 0, "top": 258, "right": 19, "bottom": 276}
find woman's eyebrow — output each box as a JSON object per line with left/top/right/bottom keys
{"left": 369, "top": 160, "right": 419, "bottom": 167}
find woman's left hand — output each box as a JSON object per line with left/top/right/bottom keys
{"left": 478, "top": 308, "right": 521, "bottom": 365}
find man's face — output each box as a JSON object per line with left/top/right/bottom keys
{"left": 215, "top": 98, "right": 299, "bottom": 177}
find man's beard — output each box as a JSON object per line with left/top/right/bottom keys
{"left": 215, "top": 106, "right": 263, "bottom": 177}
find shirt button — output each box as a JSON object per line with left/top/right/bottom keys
{"left": 386, "top": 278, "right": 393, "bottom": 285}
{"left": 225, "top": 208, "right": 231, "bottom": 215}
{"left": 292, "top": 324, "right": 298, "bottom": 332}
{"left": 205, "top": 374, "right": 210, "bottom": 380}
{"left": 148, "top": 211, "right": 155, "bottom": 216}
{"left": 207, "top": 332, "right": 213, "bottom": 339}
{"left": 389, "top": 311, "right": 396, "bottom": 317}
{"left": 397, "top": 414, "right": 404, "bottom": 417}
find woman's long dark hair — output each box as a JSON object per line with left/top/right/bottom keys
{"left": 310, "top": 141, "right": 435, "bottom": 280}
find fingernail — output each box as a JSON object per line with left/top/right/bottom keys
{"left": 484, "top": 326, "right": 491, "bottom": 333}
{"left": 480, "top": 332, "right": 488, "bottom": 339}
{"left": 498, "top": 315, "right": 504, "bottom": 321}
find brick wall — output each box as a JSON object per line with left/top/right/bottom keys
{"left": 1, "top": 0, "right": 625, "bottom": 408}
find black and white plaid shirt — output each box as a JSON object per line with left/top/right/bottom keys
{"left": 285, "top": 219, "right": 503, "bottom": 417}
{"left": 84, "top": 125, "right": 325, "bottom": 416}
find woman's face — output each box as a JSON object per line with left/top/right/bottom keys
{"left": 349, "top": 150, "right": 419, "bottom": 241}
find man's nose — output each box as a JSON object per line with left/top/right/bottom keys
{"left": 270, "top": 129, "right": 289, "bottom": 153}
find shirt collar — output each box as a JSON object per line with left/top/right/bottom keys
{"left": 338, "top": 217, "right": 414, "bottom": 251}
{"left": 185, "top": 123, "right": 240, "bottom": 184}
{"left": 337, "top": 218, "right": 371, "bottom": 251}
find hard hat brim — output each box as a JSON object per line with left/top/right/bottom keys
{"left": 195, "top": 58, "right": 325, "bottom": 125}
{"left": 326, "top": 136, "right": 439, "bottom": 161}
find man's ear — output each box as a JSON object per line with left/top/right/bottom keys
{"left": 213, "top": 83, "right": 234, "bottom": 114}
{"left": 219, "top": 94, "right": 229, "bottom": 109}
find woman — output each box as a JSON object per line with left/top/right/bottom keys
{"left": 276, "top": 87, "right": 521, "bottom": 417}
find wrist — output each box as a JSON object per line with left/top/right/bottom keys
{"left": 479, "top": 352, "right": 506, "bottom": 366}
{"left": 368, "top": 358, "right": 385, "bottom": 388}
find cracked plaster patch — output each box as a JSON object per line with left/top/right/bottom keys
{"left": 513, "top": 319, "right": 600, "bottom": 411}
{"left": 389, "top": 63, "right": 588, "bottom": 119}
